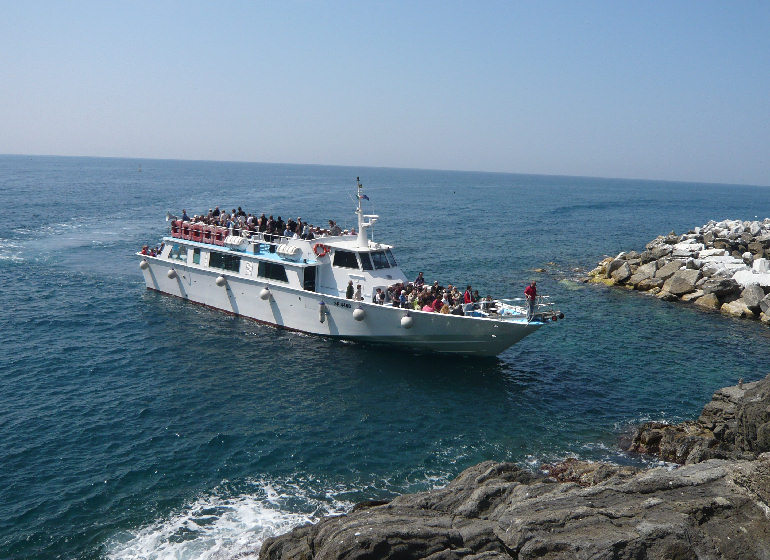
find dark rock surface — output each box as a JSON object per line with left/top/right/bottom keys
{"left": 259, "top": 376, "right": 770, "bottom": 560}
{"left": 259, "top": 457, "right": 770, "bottom": 560}
{"left": 629, "top": 374, "right": 770, "bottom": 464}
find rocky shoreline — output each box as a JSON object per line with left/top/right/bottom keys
{"left": 258, "top": 375, "right": 770, "bottom": 559}
{"left": 584, "top": 219, "right": 770, "bottom": 323}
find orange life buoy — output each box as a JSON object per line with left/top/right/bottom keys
{"left": 191, "top": 223, "right": 204, "bottom": 243}
{"left": 181, "top": 221, "right": 192, "bottom": 240}
{"left": 313, "top": 243, "right": 330, "bottom": 258}
{"left": 171, "top": 220, "right": 182, "bottom": 238}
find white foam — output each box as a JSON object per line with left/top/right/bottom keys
{"left": 106, "top": 478, "right": 352, "bottom": 560}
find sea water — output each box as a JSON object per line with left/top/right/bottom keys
{"left": 1, "top": 155, "right": 769, "bottom": 559}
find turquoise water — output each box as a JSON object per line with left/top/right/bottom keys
{"left": 2, "top": 155, "right": 769, "bottom": 559}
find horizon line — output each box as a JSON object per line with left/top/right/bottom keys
{"left": 1, "top": 151, "right": 768, "bottom": 190}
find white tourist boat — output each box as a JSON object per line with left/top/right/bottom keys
{"left": 138, "top": 180, "right": 562, "bottom": 356}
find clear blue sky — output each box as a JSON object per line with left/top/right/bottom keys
{"left": 2, "top": 1, "right": 769, "bottom": 185}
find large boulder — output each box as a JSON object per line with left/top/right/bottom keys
{"left": 259, "top": 456, "right": 770, "bottom": 560}
{"left": 701, "top": 277, "right": 741, "bottom": 297}
{"left": 721, "top": 299, "right": 754, "bottom": 318}
{"left": 610, "top": 261, "right": 632, "bottom": 283}
{"left": 741, "top": 284, "right": 766, "bottom": 312}
{"left": 653, "top": 259, "right": 684, "bottom": 280}
{"left": 681, "top": 289, "right": 704, "bottom": 302}
{"left": 630, "top": 375, "right": 770, "bottom": 464}
{"left": 627, "top": 261, "right": 657, "bottom": 285}
{"left": 748, "top": 241, "right": 765, "bottom": 256}
{"left": 760, "top": 293, "right": 770, "bottom": 315}
{"left": 635, "top": 277, "right": 664, "bottom": 291}
{"left": 700, "top": 262, "right": 730, "bottom": 278}
{"left": 662, "top": 269, "right": 701, "bottom": 296}
{"left": 672, "top": 242, "right": 704, "bottom": 258}
{"left": 694, "top": 292, "right": 721, "bottom": 309}
{"left": 650, "top": 245, "right": 673, "bottom": 260}
{"left": 604, "top": 258, "right": 625, "bottom": 279}
{"left": 734, "top": 269, "right": 770, "bottom": 288}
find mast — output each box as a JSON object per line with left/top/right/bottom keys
{"left": 355, "top": 177, "right": 377, "bottom": 249}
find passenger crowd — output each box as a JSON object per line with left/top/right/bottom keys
{"left": 180, "top": 207, "right": 351, "bottom": 241}
{"left": 140, "top": 243, "right": 164, "bottom": 256}
{"left": 345, "top": 272, "right": 497, "bottom": 315}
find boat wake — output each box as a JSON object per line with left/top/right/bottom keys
{"left": 105, "top": 478, "right": 352, "bottom": 560}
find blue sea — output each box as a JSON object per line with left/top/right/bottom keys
{"left": 2, "top": 155, "right": 769, "bottom": 559}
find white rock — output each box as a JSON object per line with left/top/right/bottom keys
{"left": 753, "top": 258, "right": 770, "bottom": 273}
{"left": 733, "top": 270, "right": 770, "bottom": 288}
{"left": 672, "top": 242, "right": 705, "bottom": 258}
{"left": 699, "top": 248, "right": 726, "bottom": 257}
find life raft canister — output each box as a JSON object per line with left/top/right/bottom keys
{"left": 202, "top": 225, "right": 214, "bottom": 244}
{"left": 181, "top": 221, "right": 192, "bottom": 240}
{"left": 171, "top": 220, "right": 182, "bottom": 238}
{"left": 191, "top": 223, "right": 204, "bottom": 243}
{"left": 213, "top": 227, "right": 226, "bottom": 246}
{"left": 313, "top": 243, "right": 330, "bottom": 258}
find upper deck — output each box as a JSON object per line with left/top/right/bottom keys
{"left": 158, "top": 223, "right": 407, "bottom": 299}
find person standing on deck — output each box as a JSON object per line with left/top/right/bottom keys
{"left": 463, "top": 285, "right": 473, "bottom": 304}
{"left": 346, "top": 280, "right": 354, "bottom": 299}
{"left": 525, "top": 281, "right": 537, "bottom": 321}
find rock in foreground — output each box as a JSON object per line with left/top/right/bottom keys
{"left": 629, "top": 374, "right": 770, "bottom": 464}
{"left": 259, "top": 376, "right": 770, "bottom": 560}
{"left": 259, "top": 456, "right": 770, "bottom": 560}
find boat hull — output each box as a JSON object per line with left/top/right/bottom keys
{"left": 139, "top": 256, "right": 541, "bottom": 356}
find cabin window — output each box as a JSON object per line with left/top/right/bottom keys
{"left": 371, "top": 251, "right": 390, "bottom": 269}
{"left": 170, "top": 244, "right": 187, "bottom": 262}
{"left": 209, "top": 251, "right": 241, "bottom": 272}
{"left": 385, "top": 249, "right": 398, "bottom": 267}
{"left": 258, "top": 261, "right": 289, "bottom": 282}
{"left": 333, "top": 250, "right": 359, "bottom": 269}
{"left": 303, "top": 266, "right": 316, "bottom": 292}
{"left": 192, "top": 248, "right": 201, "bottom": 264}
{"left": 359, "top": 252, "right": 373, "bottom": 270}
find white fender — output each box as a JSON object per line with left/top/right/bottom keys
{"left": 400, "top": 313, "right": 413, "bottom": 329}
{"left": 260, "top": 286, "right": 271, "bottom": 300}
{"left": 215, "top": 275, "right": 226, "bottom": 287}
{"left": 352, "top": 306, "right": 365, "bottom": 321}
{"left": 167, "top": 269, "right": 177, "bottom": 279}
{"left": 140, "top": 260, "right": 149, "bottom": 270}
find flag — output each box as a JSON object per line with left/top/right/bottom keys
{"left": 359, "top": 194, "right": 370, "bottom": 201}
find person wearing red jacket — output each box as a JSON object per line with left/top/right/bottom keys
{"left": 524, "top": 281, "right": 537, "bottom": 321}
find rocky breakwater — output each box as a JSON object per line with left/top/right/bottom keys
{"left": 586, "top": 218, "right": 770, "bottom": 324}
{"left": 258, "top": 375, "right": 770, "bottom": 560}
